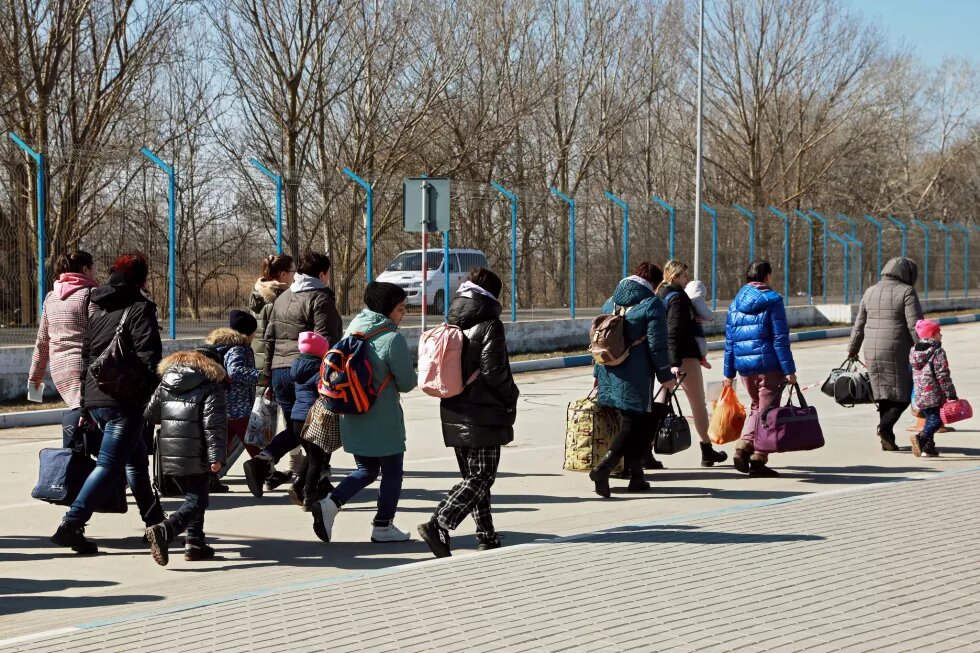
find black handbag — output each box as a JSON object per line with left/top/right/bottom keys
{"left": 31, "top": 430, "right": 128, "bottom": 513}
{"left": 653, "top": 383, "right": 693, "bottom": 455}
{"left": 89, "top": 304, "right": 153, "bottom": 404}
{"left": 821, "top": 358, "right": 873, "bottom": 407}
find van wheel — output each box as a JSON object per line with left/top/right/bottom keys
{"left": 432, "top": 290, "right": 445, "bottom": 314}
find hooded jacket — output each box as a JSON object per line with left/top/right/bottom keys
{"left": 263, "top": 273, "right": 343, "bottom": 377}
{"left": 249, "top": 278, "right": 288, "bottom": 371}
{"left": 29, "top": 273, "right": 98, "bottom": 408}
{"left": 595, "top": 278, "right": 672, "bottom": 413}
{"left": 205, "top": 328, "right": 259, "bottom": 420}
{"left": 290, "top": 353, "right": 322, "bottom": 423}
{"left": 723, "top": 283, "right": 796, "bottom": 379}
{"left": 848, "top": 257, "right": 923, "bottom": 402}
{"left": 657, "top": 281, "right": 704, "bottom": 366}
{"left": 81, "top": 280, "right": 163, "bottom": 409}
{"left": 144, "top": 351, "right": 228, "bottom": 476}
{"left": 910, "top": 339, "right": 957, "bottom": 409}
{"left": 440, "top": 289, "right": 520, "bottom": 448}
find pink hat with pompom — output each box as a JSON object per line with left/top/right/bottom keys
{"left": 915, "top": 319, "right": 941, "bottom": 340}
{"left": 298, "top": 331, "right": 328, "bottom": 358}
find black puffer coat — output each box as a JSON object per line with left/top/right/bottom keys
{"left": 656, "top": 282, "right": 702, "bottom": 366}
{"left": 440, "top": 290, "right": 520, "bottom": 448}
{"left": 81, "top": 279, "right": 162, "bottom": 409}
{"left": 144, "top": 351, "right": 227, "bottom": 476}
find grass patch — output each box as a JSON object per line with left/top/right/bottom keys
{"left": 0, "top": 397, "right": 66, "bottom": 414}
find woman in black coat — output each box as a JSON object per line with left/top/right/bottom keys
{"left": 417, "top": 268, "right": 519, "bottom": 558}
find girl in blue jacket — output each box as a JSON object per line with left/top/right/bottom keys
{"left": 722, "top": 261, "right": 797, "bottom": 477}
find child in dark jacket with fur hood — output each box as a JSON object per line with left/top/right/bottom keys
{"left": 910, "top": 319, "right": 958, "bottom": 458}
{"left": 144, "top": 346, "right": 227, "bottom": 566}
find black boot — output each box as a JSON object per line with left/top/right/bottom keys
{"left": 243, "top": 456, "right": 272, "bottom": 497}
{"left": 51, "top": 520, "right": 98, "bottom": 555}
{"left": 733, "top": 444, "right": 752, "bottom": 474}
{"left": 878, "top": 426, "right": 900, "bottom": 451}
{"left": 700, "top": 442, "right": 728, "bottom": 467}
{"left": 626, "top": 458, "right": 650, "bottom": 492}
{"left": 287, "top": 478, "right": 305, "bottom": 508}
{"left": 748, "top": 460, "right": 779, "bottom": 477}
{"left": 209, "top": 473, "right": 230, "bottom": 493}
{"left": 589, "top": 451, "right": 621, "bottom": 498}
{"left": 641, "top": 448, "right": 665, "bottom": 470}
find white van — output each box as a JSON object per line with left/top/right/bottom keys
{"left": 376, "top": 248, "right": 489, "bottom": 312}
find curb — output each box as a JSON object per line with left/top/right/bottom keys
{"left": 5, "top": 312, "right": 979, "bottom": 430}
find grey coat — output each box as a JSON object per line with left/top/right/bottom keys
{"left": 848, "top": 257, "right": 923, "bottom": 403}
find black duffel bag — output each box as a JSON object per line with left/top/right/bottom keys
{"left": 821, "top": 358, "right": 873, "bottom": 407}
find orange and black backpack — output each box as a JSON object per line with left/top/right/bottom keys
{"left": 317, "top": 327, "right": 393, "bottom": 414}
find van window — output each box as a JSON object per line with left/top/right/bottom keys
{"left": 386, "top": 252, "right": 444, "bottom": 272}
{"left": 448, "top": 254, "right": 460, "bottom": 273}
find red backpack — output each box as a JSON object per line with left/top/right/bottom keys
{"left": 318, "top": 327, "right": 392, "bottom": 414}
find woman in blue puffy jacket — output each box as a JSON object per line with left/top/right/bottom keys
{"left": 722, "top": 261, "right": 797, "bottom": 477}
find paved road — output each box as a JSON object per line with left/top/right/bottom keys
{"left": 1, "top": 325, "right": 978, "bottom": 650}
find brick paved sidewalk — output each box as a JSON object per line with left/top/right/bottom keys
{"left": 6, "top": 467, "right": 980, "bottom": 653}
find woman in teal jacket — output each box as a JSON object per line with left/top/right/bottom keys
{"left": 312, "top": 282, "right": 417, "bottom": 544}
{"left": 590, "top": 263, "right": 676, "bottom": 497}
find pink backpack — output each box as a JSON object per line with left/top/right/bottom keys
{"left": 418, "top": 323, "right": 478, "bottom": 398}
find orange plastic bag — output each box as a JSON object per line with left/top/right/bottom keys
{"left": 708, "top": 385, "right": 747, "bottom": 445}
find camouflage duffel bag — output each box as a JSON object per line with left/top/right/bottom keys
{"left": 564, "top": 392, "right": 623, "bottom": 473}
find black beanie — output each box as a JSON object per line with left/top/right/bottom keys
{"left": 364, "top": 281, "right": 407, "bottom": 318}
{"left": 229, "top": 309, "right": 257, "bottom": 336}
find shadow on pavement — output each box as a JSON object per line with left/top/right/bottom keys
{"left": 573, "top": 524, "right": 825, "bottom": 545}
{"left": 0, "top": 591, "right": 163, "bottom": 617}
{"left": 782, "top": 464, "right": 943, "bottom": 484}
{"left": 611, "top": 486, "right": 811, "bottom": 501}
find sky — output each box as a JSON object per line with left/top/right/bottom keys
{"left": 851, "top": 0, "right": 980, "bottom": 65}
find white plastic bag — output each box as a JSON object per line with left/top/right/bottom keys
{"left": 245, "top": 392, "right": 277, "bottom": 448}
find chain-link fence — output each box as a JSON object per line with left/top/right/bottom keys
{"left": 3, "top": 158, "right": 979, "bottom": 346}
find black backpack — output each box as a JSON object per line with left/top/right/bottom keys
{"left": 89, "top": 304, "right": 153, "bottom": 404}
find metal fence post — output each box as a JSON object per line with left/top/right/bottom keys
{"left": 842, "top": 233, "right": 864, "bottom": 299}
{"left": 490, "top": 181, "right": 518, "bottom": 322}
{"left": 863, "top": 214, "right": 884, "bottom": 277}
{"left": 952, "top": 223, "right": 971, "bottom": 298}
{"left": 827, "top": 231, "right": 850, "bottom": 304}
{"left": 141, "top": 148, "right": 177, "bottom": 339}
{"left": 550, "top": 188, "right": 576, "bottom": 319}
{"left": 835, "top": 212, "right": 857, "bottom": 239}
{"left": 8, "top": 133, "right": 46, "bottom": 320}
{"left": 933, "top": 222, "right": 951, "bottom": 301}
{"left": 701, "top": 203, "right": 718, "bottom": 310}
{"left": 251, "top": 159, "right": 285, "bottom": 256}
{"left": 792, "top": 209, "right": 814, "bottom": 305}
{"left": 341, "top": 168, "right": 373, "bottom": 282}
{"left": 808, "top": 210, "right": 830, "bottom": 303}
{"left": 604, "top": 191, "right": 629, "bottom": 280}
{"left": 652, "top": 195, "right": 676, "bottom": 260}
{"left": 767, "top": 207, "right": 791, "bottom": 304}
{"left": 732, "top": 203, "right": 756, "bottom": 262}
{"left": 887, "top": 215, "right": 908, "bottom": 257}
{"left": 911, "top": 218, "right": 931, "bottom": 299}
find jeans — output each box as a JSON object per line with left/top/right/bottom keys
{"left": 62, "top": 408, "right": 81, "bottom": 448}
{"left": 331, "top": 453, "right": 404, "bottom": 525}
{"left": 165, "top": 473, "right": 210, "bottom": 542}
{"left": 921, "top": 407, "right": 943, "bottom": 441}
{"left": 877, "top": 400, "right": 911, "bottom": 440}
{"left": 66, "top": 407, "right": 160, "bottom": 526}
{"left": 263, "top": 368, "right": 299, "bottom": 462}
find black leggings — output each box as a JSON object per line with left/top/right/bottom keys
{"left": 610, "top": 411, "right": 658, "bottom": 460}
{"left": 877, "top": 400, "right": 911, "bottom": 439}
{"left": 299, "top": 440, "right": 332, "bottom": 500}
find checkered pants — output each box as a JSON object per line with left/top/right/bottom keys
{"left": 434, "top": 446, "right": 501, "bottom": 537}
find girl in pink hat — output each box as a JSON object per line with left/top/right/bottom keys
{"left": 909, "top": 319, "right": 958, "bottom": 457}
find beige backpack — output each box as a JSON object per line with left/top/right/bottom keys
{"left": 589, "top": 305, "right": 644, "bottom": 366}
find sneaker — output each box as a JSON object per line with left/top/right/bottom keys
{"left": 417, "top": 519, "right": 451, "bottom": 558}
{"left": 145, "top": 522, "right": 171, "bottom": 567}
{"left": 209, "top": 474, "right": 230, "bottom": 493}
{"left": 184, "top": 541, "right": 216, "bottom": 561}
{"left": 371, "top": 522, "right": 411, "bottom": 543}
{"left": 910, "top": 433, "right": 925, "bottom": 458}
{"left": 312, "top": 495, "right": 340, "bottom": 543}
{"left": 51, "top": 521, "right": 98, "bottom": 555}
{"left": 265, "top": 469, "right": 292, "bottom": 492}
{"left": 477, "top": 533, "right": 503, "bottom": 551}
{"left": 243, "top": 457, "right": 272, "bottom": 497}
{"left": 748, "top": 460, "right": 779, "bottom": 477}
{"left": 923, "top": 439, "right": 939, "bottom": 457}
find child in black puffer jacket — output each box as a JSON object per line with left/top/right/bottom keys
{"left": 143, "top": 346, "right": 227, "bottom": 566}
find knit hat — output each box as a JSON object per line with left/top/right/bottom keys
{"left": 298, "top": 331, "right": 329, "bottom": 358}
{"left": 229, "top": 309, "right": 258, "bottom": 336}
{"left": 915, "top": 319, "right": 941, "bottom": 340}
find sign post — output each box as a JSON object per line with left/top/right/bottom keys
{"left": 403, "top": 177, "right": 450, "bottom": 331}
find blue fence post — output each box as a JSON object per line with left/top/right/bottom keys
{"left": 952, "top": 223, "right": 971, "bottom": 298}
{"left": 341, "top": 168, "right": 373, "bottom": 282}
{"left": 911, "top": 218, "right": 931, "bottom": 299}
{"left": 604, "top": 192, "right": 629, "bottom": 280}
{"left": 652, "top": 195, "right": 676, "bottom": 260}
{"left": 807, "top": 210, "right": 830, "bottom": 303}
{"left": 835, "top": 212, "right": 857, "bottom": 239}
{"left": 8, "top": 133, "right": 46, "bottom": 320}
{"left": 767, "top": 207, "right": 791, "bottom": 304}
{"left": 933, "top": 222, "right": 951, "bottom": 301}
{"left": 842, "top": 233, "right": 864, "bottom": 299}
{"left": 141, "top": 148, "right": 177, "bottom": 340}
{"left": 826, "top": 231, "right": 850, "bottom": 304}
{"left": 887, "top": 215, "right": 908, "bottom": 257}
{"left": 732, "top": 203, "right": 756, "bottom": 262}
{"left": 251, "top": 159, "right": 285, "bottom": 256}
{"left": 791, "top": 210, "right": 815, "bottom": 305}
{"left": 550, "top": 188, "right": 576, "bottom": 319}
{"left": 701, "top": 203, "right": 718, "bottom": 310}
{"left": 863, "top": 214, "right": 884, "bottom": 277}
{"left": 490, "top": 182, "right": 518, "bottom": 322}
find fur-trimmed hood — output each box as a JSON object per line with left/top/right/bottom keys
{"left": 157, "top": 350, "right": 226, "bottom": 395}
{"left": 205, "top": 327, "right": 249, "bottom": 348}
{"left": 253, "top": 278, "right": 288, "bottom": 304}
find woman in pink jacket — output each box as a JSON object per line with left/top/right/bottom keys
{"left": 29, "top": 251, "right": 98, "bottom": 446}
